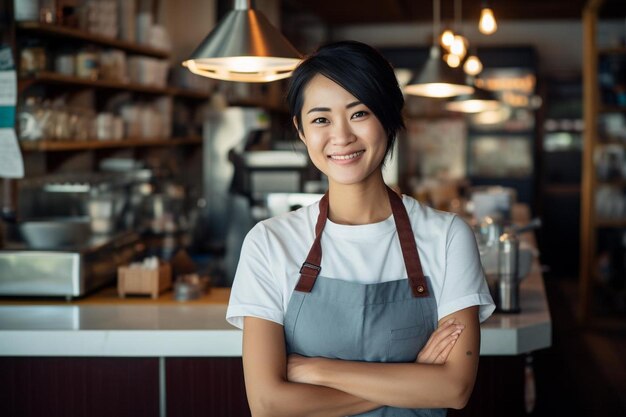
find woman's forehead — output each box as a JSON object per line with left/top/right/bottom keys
{"left": 302, "top": 74, "right": 359, "bottom": 109}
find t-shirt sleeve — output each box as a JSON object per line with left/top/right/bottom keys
{"left": 437, "top": 215, "right": 496, "bottom": 323}
{"left": 226, "top": 222, "right": 284, "bottom": 329}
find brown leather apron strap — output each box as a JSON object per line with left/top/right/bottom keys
{"left": 295, "top": 187, "right": 429, "bottom": 297}
{"left": 295, "top": 192, "right": 328, "bottom": 292}
{"left": 386, "top": 187, "right": 429, "bottom": 297}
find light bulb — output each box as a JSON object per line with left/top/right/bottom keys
{"left": 463, "top": 55, "right": 483, "bottom": 75}
{"left": 479, "top": 8, "right": 497, "bottom": 35}
{"left": 441, "top": 30, "right": 455, "bottom": 49}
{"left": 444, "top": 53, "right": 461, "bottom": 68}
{"left": 450, "top": 35, "right": 467, "bottom": 59}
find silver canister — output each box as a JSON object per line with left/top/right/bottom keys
{"left": 497, "top": 232, "right": 521, "bottom": 313}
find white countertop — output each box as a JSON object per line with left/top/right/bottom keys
{"left": 0, "top": 266, "right": 551, "bottom": 357}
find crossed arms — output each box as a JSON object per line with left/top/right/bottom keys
{"left": 242, "top": 305, "right": 480, "bottom": 417}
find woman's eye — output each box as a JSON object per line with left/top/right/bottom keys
{"left": 351, "top": 110, "right": 368, "bottom": 119}
{"left": 312, "top": 117, "right": 328, "bottom": 124}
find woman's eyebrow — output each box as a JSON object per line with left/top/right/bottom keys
{"left": 307, "top": 107, "right": 330, "bottom": 114}
{"left": 306, "top": 101, "right": 363, "bottom": 114}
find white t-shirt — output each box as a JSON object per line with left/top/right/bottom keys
{"left": 226, "top": 195, "right": 495, "bottom": 329}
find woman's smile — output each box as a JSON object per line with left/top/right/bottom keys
{"left": 328, "top": 150, "right": 366, "bottom": 163}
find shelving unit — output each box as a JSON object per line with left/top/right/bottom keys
{"left": 580, "top": 0, "right": 626, "bottom": 321}
{"left": 11, "top": 18, "right": 211, "bottom": 170}
{"left": 15, "top": 22, "right": 170, "bottom": 58}
{"left": 18, "top": 72, "right": 212, "bottom": 99}
{"left": 19, "top": 137, "right": 202, "bottom": 152}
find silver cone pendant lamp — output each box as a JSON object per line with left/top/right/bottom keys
{"left": 445, "top": 86, "right": 500, "bottom": 113}
{"left": 404, "top": 0, "right": 473, "bottom": 98}
{"left": 182, "top": 0, "right": 301, "bottom": 82}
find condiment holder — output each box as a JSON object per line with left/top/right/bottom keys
{"left": 118, "top": 257, "right": 171, "bottom": 299}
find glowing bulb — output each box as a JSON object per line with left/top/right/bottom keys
{"left": 441, "top": 30, "right": 455, "bottom": 49}
{"left": 450, "top": 36, "right": 467, "bottom": 59}
{"left": 444, "top": 54, "right": 461, "bottom": 68}
{"left": 463, "top": 55, "right": 483, "bottom": 75}
{"left": 479, "top": 8, "right": 498, "bottom": 35}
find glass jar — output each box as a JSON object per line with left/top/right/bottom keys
{"left": 76, "top": 47, "right": 99, "bottom": 80}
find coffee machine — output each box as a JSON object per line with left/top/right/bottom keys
{"left": 203, "top": 107, "right": 310, "bottom": 282}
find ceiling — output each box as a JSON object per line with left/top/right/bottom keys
{"left": 282, "top": 0, "right": 625, "bottom": 25}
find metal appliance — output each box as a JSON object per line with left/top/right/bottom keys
{"left": 0, "top": 232, "right": 141, "bottom": 299}
{"left": 203, "top": 107, "right": 312, "bottom": 284}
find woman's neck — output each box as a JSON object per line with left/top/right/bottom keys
{"left": 327, "top": 172, "right": 392, "bottom": 225}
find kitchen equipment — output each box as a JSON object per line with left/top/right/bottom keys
{"left": 202, "top": 107, "right": 270, "bottom": 246}
{"left": 470, "top": 186, "right": 517, "bottom": 222}
{"left": 495, "top": 232, "right": 520, "bottom": 313}
{"left": 19, "top": 217, "right": 91, "bottom": 249}
{"left": 0, "top": 231, "right": 141, "bottom": 299}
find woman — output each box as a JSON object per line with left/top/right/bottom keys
{"left": 226, "top": 41, "right": 495, "bottom": 416}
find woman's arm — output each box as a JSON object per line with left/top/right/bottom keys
{"left": 243, "top": 316, "right": 382, "bottom": 417}
{"left": 288, "top": 306, "right": 480, "bottom": 410}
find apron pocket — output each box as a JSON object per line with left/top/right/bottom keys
{"left": 387, "top": 324, "right": 430, "bottom": 362}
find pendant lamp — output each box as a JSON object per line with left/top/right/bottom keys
{"left": 479, "top": 2, "right": 498, "bottom": 35}
{"left": 404, "top": 0, "right": 473, "bottom": 98}
{"left": 445, "top": 86, "right": 500, "bottom": 113}
{"left": 182, "top": 0, "right": 301, "bottom": 82}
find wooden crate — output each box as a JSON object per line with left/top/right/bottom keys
{"left": 118, "top": 263, "right": 172, "bottom": 299}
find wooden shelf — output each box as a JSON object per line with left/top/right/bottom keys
{"left": 19, "top": 137, "right": 202, "bottom": 152}
{"left": 596, "top": 219, "right": 626, "bottom": 228}
{"left": 19, "top": 72, "right": 213, "bottom": 101}
{"left": 229, "top": 98, "right": 288, "bottom": 113}
{"left": 19, "top": 72, "right": 172, "bottom": 95}
{"left": 596, "top": 179, "right": 626, "bottom": 187}
{"left": 543, "top": 184, "right": 581, "bottom": 194}
{"left": 170, "top": 88, "right": 212, "bottom": 100}
{"left": 16, "top": 22, "right": 170, "bottom": 58}
{"left": 600, "top": 105, "right": 626, "bottom": 113}
{"left": 596, "top": 139, "right": 626, "bottom": 146}
{"left": 598, "top": 46, "right": 626, "bottom": 55}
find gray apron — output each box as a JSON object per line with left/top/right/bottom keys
{"left": 284, "top": 187, "right": 446, "bottom": 417}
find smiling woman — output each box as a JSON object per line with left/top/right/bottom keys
{"left": 226, "top": 41, "right": 495, "bottom": 417}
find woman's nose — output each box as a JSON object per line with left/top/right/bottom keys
{"left": 330, "top": 119, "right": 356, "bottom": 144}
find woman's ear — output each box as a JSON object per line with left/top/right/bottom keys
{"left": 293, "top": 116, "right": 306, "bottom": 144}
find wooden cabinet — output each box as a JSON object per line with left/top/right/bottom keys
{"left": 580, "top": 0, "right": 626, "bottom": 321}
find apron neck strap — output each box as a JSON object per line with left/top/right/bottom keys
{"left": 296, "top": 186, "right": 429, "bottom": 297}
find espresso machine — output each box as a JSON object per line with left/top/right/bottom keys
{"left": 202, "top": 107, "right": 310, "bottom": 282}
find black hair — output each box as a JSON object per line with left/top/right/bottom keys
{"left": 286, "top": 40, "right": 405, "bottom": 162}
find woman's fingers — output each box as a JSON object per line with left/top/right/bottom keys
{"left": 417, "top": 320, "right": 465, "bottom": 364}
{"left": 417, "top": 321, "right": 455, "bottom": 362}
{"left": 432, "top": 333, "right": 461, "bottom": 364}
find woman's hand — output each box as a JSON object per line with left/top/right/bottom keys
{"left": 416, "top": 319, "right": 465, "bottom": 365}
{"left": 287, "top": 353, "right": 324, "bottom": 385}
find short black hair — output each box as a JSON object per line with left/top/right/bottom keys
{"left": 286, "top": 41, "right": 405, "bottom": 162}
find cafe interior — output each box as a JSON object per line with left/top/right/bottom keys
{"left": 0, "top": 0, "right": 625, "bottom": 416}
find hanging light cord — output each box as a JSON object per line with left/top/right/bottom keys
{"left": 433, "top": 0, "right": 440, "bottom": 47}
{"left": 455, "top": 0, "right": 462, "bottom": 34}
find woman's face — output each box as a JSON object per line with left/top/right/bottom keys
{"left": 295, "top": 74, "right": 388, "bottom": 187}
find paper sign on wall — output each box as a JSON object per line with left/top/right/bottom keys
{"left": 0, "top": 129, "right": 24, "bottom": 178}
{"left": 0, "top": 45, "right": 23, "bottom": 178}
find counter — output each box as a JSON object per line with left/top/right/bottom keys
{"left": 0, "top": 205, "right": 551, "bottom": 417}
{"left": 0, "top": 203, "right": 552, "bottom": 357}
{"left": 0, "top": 265, "right": 550, "bottom": 357}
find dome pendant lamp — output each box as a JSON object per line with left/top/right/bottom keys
{"left": 445, "top": 86, "right": 500, "bottom": 113}
{"left": 182, "top": 0, "right": 302, "bottom": 82}
{"left": 404, "top": 0, "right": 474, "bottom": 98}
